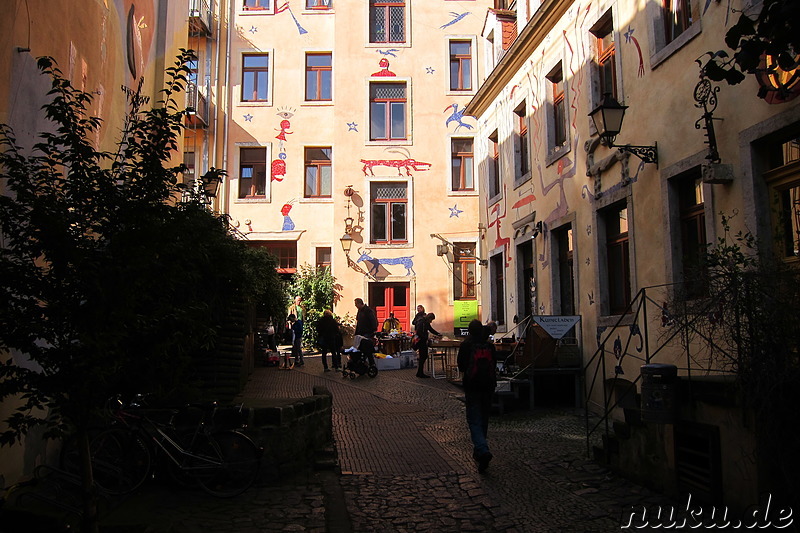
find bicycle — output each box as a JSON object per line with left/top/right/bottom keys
{"left": 81, "top": 395, "right": 262, "bottom": 498}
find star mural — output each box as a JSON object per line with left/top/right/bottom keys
{"left": 347, "top": 122, "right": 358, "bottom": 132}
{"left": 449, "top": 204, "right": 463, "bottom": 218}
{"left": 426, "top": 67, "right": 435, "bottom": 74}
{"left": 243, "top": 113, "right": 253, "bottom": 122}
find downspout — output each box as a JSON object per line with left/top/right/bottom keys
{"left": 221, "top": 0, "right": 234, "bottom": 217}
{"left": 211, "top": 0, "right": 221, "bottom": 171}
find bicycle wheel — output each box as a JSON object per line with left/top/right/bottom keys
{"left": 90, "top": 428, "right": 151, "bottom": 495}
{"left": 189, "top": 431, "right": 261, "bottom": 498}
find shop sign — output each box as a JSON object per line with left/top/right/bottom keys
{"left": 532, "top": 316, "right": 581, "bottom": 339}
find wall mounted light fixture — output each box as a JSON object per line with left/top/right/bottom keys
{"left": 589, "top": 93, "right": 658, "bottom": 167}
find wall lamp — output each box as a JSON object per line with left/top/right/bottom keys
{"left": 589, "top": 93, "right": 658, "bottom": 167}
{"left": 340, "top": 233, "right": 353, "bottom": 254}
{"left": 531, "top": 221, "right": 543, "bottom": 238}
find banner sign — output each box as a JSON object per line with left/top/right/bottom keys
{"left": 532, "top": 316, "right": 581, "bottom": 339}
{"left": 453, "top": 300, "right": 479, "bottom": 334}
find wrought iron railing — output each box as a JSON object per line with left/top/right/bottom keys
{"left": 186, "top": 81, "right": 208, "bottom": 127}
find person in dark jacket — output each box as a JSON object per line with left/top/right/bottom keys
{"left": 289, "top": 313, "right": 304, "bottom": 367}
{"left": 354, "top": 298, "right": 378, "bottom": 337}
{"left": 411, "top": 304, "right": 426, "bottom": 326}
{"left": 316, "top": 309, "right": 342, "bottom": 371}
{"left": 414, "top": 312, "right": 441, "bottom": 378}
{"left": 457, "top": 319, "right": 498, "bottom": 472}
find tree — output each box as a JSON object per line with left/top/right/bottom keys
{"left": 287, "top": 264, "right": 342, "bottom": 347}
{"left": 701, "top": 0, "right": 800, "bottom": 99}
{"left": 0, "top": 52, "right": 281, "bottom": 532}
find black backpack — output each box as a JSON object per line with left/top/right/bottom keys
{"left": 465, "top": 342, "right": 496, "bottom": 389}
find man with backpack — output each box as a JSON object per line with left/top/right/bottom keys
{"left": 457, "top": 319, "right": 498, "bottom": 472}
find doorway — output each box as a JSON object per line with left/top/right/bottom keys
{"left": 369, "top": 283, "right": 410, "bottom": 332}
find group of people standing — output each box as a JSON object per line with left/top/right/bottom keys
{"left": 272, "top": 296, "right": 498, "bottom": 474}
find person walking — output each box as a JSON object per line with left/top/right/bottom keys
{"left": 316, "top": 309, "right": 341, "bottom": 371}
{"left": 457, "top": 319, "right": 498, "bottom": 473}
{"left": 354, "top": 298, "right": 378, "bottom": 367}
{"left": 414, "top": 312, "right": 441, "bottom": 378}
{"left": 289, "top": 313, "right": 304, "bottom": 367}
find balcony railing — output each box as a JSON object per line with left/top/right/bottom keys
{"left": 189, "top": 0, "right": 212, "bottom": 37}
{"left": 185, "top": 81, "right": 208, "bottom": 127}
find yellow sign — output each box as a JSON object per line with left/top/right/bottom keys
{"left": 453, "top": 300, "right": 479, "bottom": 328}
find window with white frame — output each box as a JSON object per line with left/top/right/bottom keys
{"left": 453, "top": 243, "right": 477, "bottom": 300}
{"left": 451, "top": 138, "right": 474, "bottom": 191}
{"left": 239, "top": 147, "right": 267, "bottom": 198}
{"left": 306, "top": 0, "right": 332, "bottom": 9}
{"left": 304, "top": 147, "right": 332, "bottom": 198}
{"left": 449, "top": 40, "right": 472, "bottom": 91}
{"left": 305, "top": 53, "right": 332, "bottom": 101}
{"left": 371, "top": 182, "right": 407, "bottom": 244}
{"left": 487, "top": 130, "right": 500, "bottom": 198}
{"left": 370, "top": 82, "right": 407, "bottom": 141}
{"left": 243, "top": 0, "right": 272, "bottom": 12}
{"left": 514, "top": 101, "right": 530, "bottom": 182}
{"left": 241, "top": 53, "right": 269, "bottom": 102}
{"left": 369, "top": 0, "right": 405, "bottom": 44}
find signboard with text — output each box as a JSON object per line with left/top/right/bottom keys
{"left": 532, "top": 316, "right": 581, "bottom": 339}
{"left": 453, "top": 300, "right": 479, "bottom": 336}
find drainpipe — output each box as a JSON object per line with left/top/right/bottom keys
{"left": 220, "top": 0, "right": 234, "bottom": 217}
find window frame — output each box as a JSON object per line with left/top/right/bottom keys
{"left": 305, "top": 52, "right": 332, "bottom": 102}
{"left": 603, "top": 202, "right": 632, "bottom": 316}
{"left": 448, "top": 39, "right": 473, "bottom": 92}
{"left": 316, "top": 247, "right": 332, "bottom": 270}
{"left": 238, "top": 146, "right": 268, "bottom": 199}
{"left": 369, "top": 81, "right": 408, "bottom": 142}
{"left": 305, "top": 0, "right": 332, "bottom": 10}
{"left": 513, "top": 101, "right": 530, "bottom": 185}
{"left": 303, "top": 146, "right": 333, "bottom": 198}
{"left": 241, "top": 53, "right": 270, "bottom": 103}
{"left": 368, "top": 0, "right": 406, "bottom": 44}
{"left": 546, "top": 62, "right": 570, "bottom": 165}
{"left": 487, "top": 130, "right": 501, "bottom": 200}
{"left": 489, "top": 251, "right": 506, "bottom": 326}
{"left": 647, "top": 0, "right": 701, "bottom": 69}
{"left": 450, "top": 137, "right": 475, "bottom": 192}
{"left": 592, "top": 14, "right": 617, "bottom": 100}
{"left": 370, "top": 181, "right": 408, "bottom": 245}
{"left": 242, "top": 0, "right": 273, "bottom": 12}
{"left": 453, "top": 242, "right": 478, "bottom": 301}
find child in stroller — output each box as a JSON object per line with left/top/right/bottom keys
{"left": 342, "top": 336, "right": 378, "bottom": 379}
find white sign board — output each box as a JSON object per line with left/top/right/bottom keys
{"left": 532, "top": 316, "right": 581, "bottom": 339}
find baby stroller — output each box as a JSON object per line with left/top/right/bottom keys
{"left": 342, "top": 337, "right": 378, "bottom": 379}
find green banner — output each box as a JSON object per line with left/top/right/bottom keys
{"left": 453, "top": 300, "right": 479, "bottom": 331}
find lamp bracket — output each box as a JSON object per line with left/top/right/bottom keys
{"left": 610, "top": 142, "right": 658, "bottom": 167}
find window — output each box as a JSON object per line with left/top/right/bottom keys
{"left": 451, "top": 138, "right": 474, "bottom": 191}
{"left": 548, "top": 64, "right": 568, "bottom": 149}
{"left": 306, "top": 0, "right": 332, "bottom": 9}
{"left": 663, "top": 0, "right": 691, "bottom": 45}
{"left": 604, "top": 203, "right": 631, "bottom": 315}
{"left": 305, "top": 53, "right": 332, "bottom": 101}
{"left": 244, "top": 0, "right": 271, "bottom": 10}
{"left": 371, "top": 182, "right": 407, "bottom": 244}
{"left": 555, "top": 226, "right": 575, "bottom": 315}
{"left": 182, "top": 151, "right": 195, "bottom": 186}
{"left": 258, "top": 242, "right": 297, "bottom": 273}
{"left": 239, "top": 147, "right": 267, "bottom": 198}
{"left": 677, "top": 173, "right": 707, "bottom": 296}
{"left": 592, "top": 15, "right": 617, "bottom": 99}
{"left": 304, "top": 147, "right": 332, "bottom": 198}
{"left": 242, "top": 54, "right": 269, "bottom": 102}
{"left": 370, "top": 83, "right": 406, "bottom": 141}
{"left": 764, "top": 138, "right": 800, "bottom": 261}
{"left": 490, "top": 252, "right": 505, "bottom": 325}
{"left": 454, "top": 243, "right": 477, "bottom": 300}
{"left": 369, "top": 0, "right": 405, "bottom": 44}
{"left": 316, "top": 247, "right": 332, "bottom": 270}
{"left": 449, "top": 41, "right": 472, "bottom": 91}
{"left": 514, "top": 102, "right": 530, "bottom": 181}
{"left": 488, "top": 131, "right": 500, "bottom": 198}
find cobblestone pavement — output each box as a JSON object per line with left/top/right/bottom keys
{"left": 95, "top": 354, "right": 677, "bottom": 532}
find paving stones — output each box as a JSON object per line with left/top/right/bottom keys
{"left": 94, "top": 354, "right": 676, "bottom": 532}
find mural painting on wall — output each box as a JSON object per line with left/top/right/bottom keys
{"left": 360, "top": 148, "right": 431, "bottom": 177}
{"left": 356, "top": 247, "right": 416, "bottom": 277}
{"left": 487, "top": 185, "right": 512, "bottom": 268}
{"left": 347, "top": 122, "right": 358, "bottom": 132}
{"left": 280, "top": 200, "right": 296, "bottom": 231}
{"left": 449, "top": 204, "right": 464, "bottom": 218}
{"left": 624, "top": 26, "right": 646, "bottom": 78}
{"left": 444, "top": 104, "right": 475, "bottom": 131}
{"left": 117, "top": 0, "right": 155, "bottom": 81}
{"left": 277, "top": 2, "right": 308, "bottom": 35}
{"left": 272, "top": 108, "right": 295, "bottom": 181}
{"left": 372, "top": 58, "right": 395, "bottom": 77}
{"left": 440, "top": 12, "right": 471, "bottom": 29}
{"left": 377, "top": 49, "right": 399, "bottom": 57}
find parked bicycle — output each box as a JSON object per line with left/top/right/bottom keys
{"left": 67, "top": 395, "right": 262, "bottom": 498}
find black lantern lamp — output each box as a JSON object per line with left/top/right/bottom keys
{"left": 589, "top": 93, "right": 658, "bottom": 166}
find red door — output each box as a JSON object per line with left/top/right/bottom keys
{"left": 369, "top": 283, "right": 410, "bottom": 332}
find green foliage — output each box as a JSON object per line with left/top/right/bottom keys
{"left": 0, "top": 50, "right": 278, "bottom": 448}
{"left": 700, "top": 0, "right": 800, "bottom": 95}
{"left": 287, "top": 264, "right": 341, "bottom": 347}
